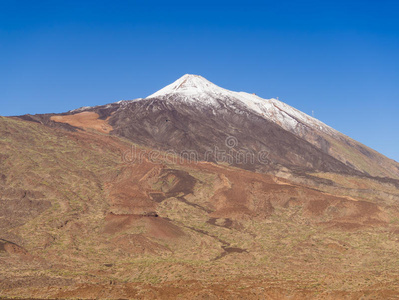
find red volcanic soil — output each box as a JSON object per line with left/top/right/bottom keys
{"left": 104, "top": 213, "right": 185, "bottom": 240}
{"left": 50, "top": 112, "right": 113, "bottom": 133}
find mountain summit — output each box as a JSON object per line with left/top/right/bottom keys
{"left": 147, "top": 74, "right": 228, "bottom": 98}
{"left": 20, "top": 75, "right": 399, "bottom": 179}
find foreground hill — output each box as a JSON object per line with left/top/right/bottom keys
{"left": 1, "top": 114, "right": 399, "bottom": 298}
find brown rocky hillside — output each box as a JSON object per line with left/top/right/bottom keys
{"left": 1, "top": 115, "right": 399, "bottom": 299}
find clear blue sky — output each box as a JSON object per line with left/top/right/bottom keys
{"left": 1, "top": 0, "right": 398, "bottom": 161}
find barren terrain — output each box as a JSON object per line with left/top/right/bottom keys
{"left": 1, "top": 115, "right": 399, "bottom": 299}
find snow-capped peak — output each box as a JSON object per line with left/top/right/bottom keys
{"left": 146, "top": 74, "right": 230, "bottom": 98}
{"left": 145, "top": 74, "right": 337, "bottom": 138}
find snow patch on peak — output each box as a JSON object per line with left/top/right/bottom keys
{"left": 146, "top": 74, "right": 231, "bottom": 98}
{"left": 69, "top": 106, "right": 93, "bottom": 113}
{"left": 268, "top": 98, "right": 337, "bottom": 135}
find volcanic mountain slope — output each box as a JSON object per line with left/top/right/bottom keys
{"left": 23, "top": 74, "right": 399, "bottom": 180}
{"left": 1, "top": 114, "right": 399, "bottom": 298}
{"left": 2, "top": 75, "right": 399, "bottom": 298}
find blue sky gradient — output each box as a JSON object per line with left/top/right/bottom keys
{"left": 1, "top": 0, "right": 398, "bottom": 161}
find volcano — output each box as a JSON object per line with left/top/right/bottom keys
{"left": 1, "top": 75, "right": 399, "bottom": 298}
{"left": 22, "top": 74, "right": 399, "bottom": 178}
